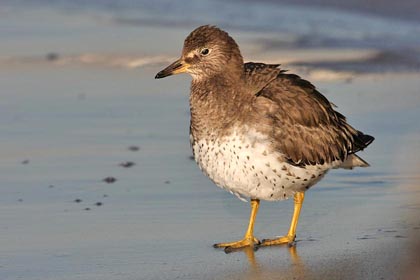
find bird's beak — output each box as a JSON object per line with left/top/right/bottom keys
{"left": 155, "top": 58, "right": 190, "bottom": 79}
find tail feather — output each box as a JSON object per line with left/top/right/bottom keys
{"left": 353, "top": 132, "right": 375, "bottom": 153}
{"left": 339, "top": 154, "right": 370, "bottom": 169}
{"left": 359, "top": 132, "right": 375, "bottom": 147}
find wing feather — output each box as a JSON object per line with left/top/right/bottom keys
{"left": 245, "top": 62, "right": 374, "bottom": 166}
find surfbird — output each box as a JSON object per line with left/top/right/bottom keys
{"left": 155, "top": 25, "right": 374, "bottom": 252}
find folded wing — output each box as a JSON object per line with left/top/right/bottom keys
{"left": 245, "top": 62, "right": 374, "bottom": 167}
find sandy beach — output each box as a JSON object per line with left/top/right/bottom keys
{"left": 1, "top": 1, "right": 420, "bottom": 279}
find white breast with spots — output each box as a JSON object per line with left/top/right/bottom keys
{"left": 191, "top": 129, "right": 332, "bottom": 201}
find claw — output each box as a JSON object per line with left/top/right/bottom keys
{"left": 224, "top": 246, "right": 234, "bottom": 254}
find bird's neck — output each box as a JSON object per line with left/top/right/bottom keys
{"left": 189, "top": 73, "right": 253, "bottom": 141}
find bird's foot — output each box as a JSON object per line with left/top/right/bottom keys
{"left": 259, "top": 234, "right": 296, "bottom": 247}
{"left": 213, "top": 236, "right": 260, "bottom": 253}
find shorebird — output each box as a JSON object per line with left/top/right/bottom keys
{"left": 155, "top": 25, "right": 374, "bottom": 252}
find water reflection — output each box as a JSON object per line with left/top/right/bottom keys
{"left": 233, "top": 245, "right": 306, "bottom": 280}
{"left": 286, "top": 246, "right": 306, "bottom": 279}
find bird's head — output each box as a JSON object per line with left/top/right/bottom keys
{"left": 155, "top": 25, "right": 243, "bottom": 81}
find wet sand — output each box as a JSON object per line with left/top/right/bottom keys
{"left": 1, "top": 3, "right": 420, "bottom": 280}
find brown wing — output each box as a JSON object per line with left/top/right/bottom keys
{"left": 248, "top": 65, "right": 374, "bottom": 166}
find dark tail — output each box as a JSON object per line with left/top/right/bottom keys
{"left": 339, "top": 131, "right": 374, "bottom": 169}
{"left": 353, "top": 131, "right": 375, "bottom": 153}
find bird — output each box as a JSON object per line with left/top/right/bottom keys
{"left": 155, "top": 25, "right": 374, "bottom": 253}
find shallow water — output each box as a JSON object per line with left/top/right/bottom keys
{"left": 1, "top": 3, "right": 420, "bottom": 280}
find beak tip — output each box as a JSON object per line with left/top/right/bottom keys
{"left": 155, "top": 59, "right": 186, "bottom": 80}
{"left": 155, "top": 71, "right": 164, "bottom": 79}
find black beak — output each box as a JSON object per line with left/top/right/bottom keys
{"left": 155, "top": 59, "right": 188, "bottom": 79}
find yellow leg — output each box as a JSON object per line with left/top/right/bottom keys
{"left": 260, "top": 192, "right": 305, "bottom": 246}
{"left": 214, "top": 199, "right": 261, "bottom": 252}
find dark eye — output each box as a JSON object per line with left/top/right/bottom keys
{"left": 200, "top": 48, "right": 210, "bottom": 56}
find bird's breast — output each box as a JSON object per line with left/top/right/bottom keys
{"left": 190, "top": 128, "right": 329, "bottom": 201}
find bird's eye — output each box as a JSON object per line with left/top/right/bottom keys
{"left": 200, "top": 48, "right": 210, "bottom": 56}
